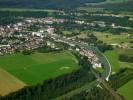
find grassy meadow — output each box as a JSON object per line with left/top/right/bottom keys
{"left": 117, "top": 80, "right": 133, "bottom": 100}
{"left": 104, "top": 50, "right": 120, "bottom": 72}
{"left": 104, "top": 49, "right": 133, "bottom": 73}
{"left": 0, "top": 51, "right": 79, "bottom": 85}
{"left": 94, "top": 32, "right": 132, "bottom": 44}
{"left": 105, "top": 48, "right": 133, "bottom": 100}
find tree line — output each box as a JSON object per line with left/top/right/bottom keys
{"left": 0, "top": 52, "right": 95, "bottom": 100}
{"left": 119, "top": 54, "right": 133, "bottom": 63}
{"left": 109, "top": 68, "right": 133, "bottom": 90}
{"left": 63, "top": 68, "right": 133, "bottom": 100}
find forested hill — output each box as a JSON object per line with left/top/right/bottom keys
{"left": 0, "top": 0, "right": 106, "bottom": 8}
{"left": 89, "top": 0, "right": 133, "bottom": 12}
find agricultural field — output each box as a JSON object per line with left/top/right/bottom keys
{"left": 94, "top": 32, "right": 133, "bottom": 48}
{"left": 104, "top": 50, "right": 120, "bottom": 72}
{"left": 104, "top": 48, "right": 133, "bottom": 73}
{"left": 117, "top": 80, "right": 133, "bottom": 100}
{"left": 0, "top": 68, "right": 25, "bottom": 96}
{"left": 105, "top": 48, "right": 133, "bottom": 100}
{"left": 94, "top": 32, "right": 132, "bottom": 44}
{"left": 0, "top": 51, "right": 79, "bottom": 85}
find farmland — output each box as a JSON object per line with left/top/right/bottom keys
{"left": 104, "top": 50, "right": 120, "bottom": 72}
{"left": 94, "top": 32, "right": 132, "bottom": 45}
{"left": 104, "top": 49, "right": 133, "bottom": 73}
{"left": 0, "top": 0, "right": 132, "bottom": 98}
{"left": 0, "top": 51, "right": 79, "bottom": 85}
{"left": 117, "top": 80, "right": 133, "bottom": 100}
{"left": 105, "top": 48, "right": 133, "bottom": 100}
{"left": 0, "top": 68, "right": 25, "bottom": 96}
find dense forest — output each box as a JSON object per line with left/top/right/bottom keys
{"left": 0, "top": 0, "right": 105, "bottom": 9}
{"left": 65, "top": 86, "right": 116, "bottom": 100}
{"left": 0, "top": 11, "right": 48, "bottom": 25}
{"left": 119, "top": 54, "right": 133, "bottom": 63}
{"left": 90, "top": 0, "right": 133, "bottom": 12}
{"left": 110, "top": 68, "right": 133, "bottom": 90}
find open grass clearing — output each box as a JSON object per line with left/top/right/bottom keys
{"left": 104, "top": 48, "right": 133, "bottom": 72}
{"left": 104, "top": 50, "right": 120, "bottom": 72}
{"left": 94, "top": 32, "right": 132, "bottom": 44}
{"left": 105, "top": 49, "right": 133, "bottom": 100}
{"left": 0, "top": 51, "right": 79, "bottom": 85}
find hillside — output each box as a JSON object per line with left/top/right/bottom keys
{"left": 0, "top": 0, "right": 106, "bottom": 9}
{"left": 82, "top": 0, "right": 133, "bottom": 12}
{"left": 94, "top": 0, "right": 133, "bottom": 11}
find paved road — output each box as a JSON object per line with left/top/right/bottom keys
{"left": 45, "top": 33, "right": 111, "bottom": 80}
{"left": 91, "top": 68, "right": 123, "bottom": 100}
{"left": 46, "top": 33, "right": 122, "bottom": 100}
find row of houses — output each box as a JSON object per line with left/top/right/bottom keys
{"left": 79, "top": 49, "right": 101, "bottom": 69}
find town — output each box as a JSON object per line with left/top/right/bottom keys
{"left": 0, "top": 17, "right": 103, "bottom": 70}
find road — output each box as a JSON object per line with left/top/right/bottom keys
{"left": 91, "top": 68, "right": 123, "bottom": 100}
{"left": 45, "top": 33, "right": 111, "bottom": 80}
{"left": 45, "top": 33, "right": 123, "bottom": 100}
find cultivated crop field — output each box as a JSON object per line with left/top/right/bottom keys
{"left": 0, "top": 68, "right": 25, "bottom": 96}
{"left": 0, "top": 51, "right": 79, "bottom": 87}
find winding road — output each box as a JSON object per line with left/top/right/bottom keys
{"left": 45, "top": 33, "right": 111, "bottom": 80}
{"left": 45, "top": 33, "right": 123, "bottom": 100}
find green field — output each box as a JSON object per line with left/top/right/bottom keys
{"left": 105, "top": 49, "right": 133, "bottom": 100}
{"left": 63, "top": 31, "right": 72, "bottom": 35}
{"left": 95, "top": 32, "right": 132, "bottom": 44}
{"left": 0, "top": 8, "right": 61, "bottom": 12}
{"left": 104, "top": 49, "right": 133, "bottom": 73}
{"left": 0, "top": 51, "right": 79, "bottom": 85}
{"left": 95, "top": 32, "right": 133, "bottom": 48}
{"left": 104, "top": 50, "right": 120, "bottom": 72}
{"left": 117, "top": 80, "right": 133, "bottom": 100}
